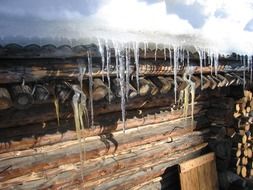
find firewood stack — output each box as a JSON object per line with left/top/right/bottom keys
{"left": 233, "top": 90, "right": 253, "bottom": 178}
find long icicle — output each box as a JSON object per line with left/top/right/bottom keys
{"left": 97, "top": 38, "right": 105, "bottom": 81}
{"left": 243, "top": 55, "right": 246, "bottom": 89}
{"left": 119, "top": 50, "right": 126, "bottom": 133}
{"left": 173, "top": 46, "right": 178, "bottom": 103}
{"left": 106, "top": 41, "right": 111, "bottom": 103}
{"left": 125, "top": 43, "right": 130, "bottom": 100}
{"left": 88, "top": 51, "right": 94, "bottom": 127}
{"left": 134, "top": 42, "right": 140, "bottom": 93}
{"left": 71, "top": 84, "right": 88, "bottom": 182}
{"left": 197, "top": 48, "right": 203, "bottom": 89}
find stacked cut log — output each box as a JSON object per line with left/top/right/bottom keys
{"left": 232, "top": 90, "right": 253, "bottom": 178}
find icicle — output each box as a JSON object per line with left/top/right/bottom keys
{"left": 133, "top": 42, "right": 140, "bottom": 93}
{"left": 71, "top": 84, "right": 88, "bottom": 182}
{"left": 204, "top": 51, "right": 207, "bottom": 67}
{"left": 113, "top": 41, "right": 119, "bottom": 78}
{"left": 189, "top": 76, "right": 195, "bottom": 125}
{"left": 125, "top": 44, "right": 130, "bottom": 100}
{"left": 213, "top": 53, "right": 219, "bottom": 76}
{"left": 173, "top": 46, "right": 178, "bottom": 103}
{"left": 53, "top": 97, "right": 60, "bottom": 126}
{"left": 182, "top": 48, "right": 185, "bottom": 66}
{"left": 105, "top": 41, "right": 111, "bottom": 103}
{"left": 164, "top": 44, "right": 166, "bottom": 61}
{"left": 119, "top": 51, "right": 126, "bottom": 133}
{"left": 247, "top": 55, "right": 250, "bottom": 72}
{"left": 87, "top": 51, "right": 94, "bottom": 127}
{"left": 144, "top": 42, "right": 147, "bottom": 58}
{"left": 210, "top": 51, "right": 213, "bottom": 75}
{"left": 197, "top": 49, "right": 203, "bottom": 89}
{"left": 251, "top": 56, "right": 253, "bottom": 82}
{"left": 78, "top": 60, "right": 85, "bottom": 90}
{"left": 243, "top": 55, "right": 246, "bottom": 89}
{"left": 155, "top": 43, "right": 158, "bottom": 61}
{"left": 186, "top": 50, "right": 190, "bottom": 69}
{"left": 97, "top": 38, "right": 105, "bottom": 81}
{"left": 169, "top": 47, "right": 172, "bottom": 66}
{"left": 183, "top": 72, "right": 195, "bottom": 125}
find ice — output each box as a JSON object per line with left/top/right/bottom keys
{"left": 87, "top": 51, "right": 94, "bottom": 127}
{"left": 251, "top": 56, "right": 253, "bottom": 82}
{"left": 143, "top": 42, "right": 147, "bottom": 58}
{"left": 105, "top": 41, "right": 112, "bottom": 103}
{"left": 197, "top": 49, "right": 204, "bottom": 90}
{"left": 97, "top": 38, "right": 105, "bottom": 81}
{"left": 113, "top": 41, "right": 119, "bottom": 78}
{"left": 164, "top": 44, "right": 166, "bottom": 61}
{"left": 242, "top": 55, "right": 246, "bottom": 89}
{"left": 125, "top": 44, "right": 131, "bottom": 100}
{"left": 186, "top": 50, "right": 190, "bottom": 68}
{"left": 133, "top": 42, "right": 140, "bottom": 93}
{"left": 173, "top": 46, "right": 178, "bottom": 103}
{"left": 155, "top": 43, "right": 158, "bottom": 61}
{"left": 119, "top": 50, "right": 126, "bottom": 133}
{"left": 169, "top": 47, "right": 172, "bottom": 66}
{"left": 213, "top": 52, "right": 219, "bottom": 76}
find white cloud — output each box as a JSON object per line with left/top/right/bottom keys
{"left": 0, "top": 0, "right": 253, "bottom": 54}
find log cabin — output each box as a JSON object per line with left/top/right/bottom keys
{"left": 0, "top": 42, "right": 252, "bottom": 190}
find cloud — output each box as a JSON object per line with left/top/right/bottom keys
{"left": 0, "top": 0, "right": 253, "bottom": 54}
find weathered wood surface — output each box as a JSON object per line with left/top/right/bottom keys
{"left": 0, "top": 91, "right": 213, "bottom": 129}
{"left": 0, "top": 43, "right": 239, "bottom": 61}
{"left": 0, "top": 132, "right": 208, "bottom": 189}
{"left": 0, "top": 104, "right": 207, "bottom": 153}
{"left": 78, "top": 143, "right": 208, "bottom": 190}
{"left": 130, "top": 168, "right": 178, "bottom": 190}
{"left": 179, "top": 152, "right": 219, "bottom": 190}
{"left": 0, "top": 118, "right": 205, "bottom": 182}
{"left": 0, "top": 88, "right": 12, "bottom": 110}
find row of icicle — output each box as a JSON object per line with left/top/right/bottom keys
{"left": 68, "top": 40, "right": 253, "bottom": 182}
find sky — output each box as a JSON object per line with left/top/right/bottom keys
{"left": 0, "top": 0, "right": 253, "bottom": 54}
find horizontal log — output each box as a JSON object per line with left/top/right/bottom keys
{"left": 130, "top": 169, "right": 179, "bottom": 190}
{"left": 0, "top": 104, "right": 207, "bottom": 153}
{"left": 0, "top": 131, "right": 208, "bottom": 189}
{"left": 0, "top": 117, "right": 204, "bottom": 182}
{"left": 0, "top": 59, "right": 245, "bottom": 84}
{"left": 1, "top": 91, "right": 206, "bottom": 129}
{"left": 82, "top": 143, "right": 208, "bottom": 190}
{"left": 0, "top": 88, "right": 12, "bottom": 110}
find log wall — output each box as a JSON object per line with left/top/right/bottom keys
{"left": 0, "top": 44, "right": 249, "bottom": 189}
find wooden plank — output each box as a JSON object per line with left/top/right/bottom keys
{"left": 179, "top": 152, "right": 215, "bottom": 173}
{"left": 180, "top": 169, "right": 200, "bottom": 190}
{"left": 179, "top": 152, "right": 218, "bottom": 190}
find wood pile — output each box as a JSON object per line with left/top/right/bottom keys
{"left": 232, "top": 90, "right": 253, "bottom": 178}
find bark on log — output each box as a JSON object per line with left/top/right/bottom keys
{"left": 0, "top": 139, "right": 207, "bottom": 189}
{"left": 0, "top": 88, "right": 12, "bottom": 110}
{"left": 11, "top": 85, "right": 34, "bottom": 109}
{"left": 0, "top": 104, "right": 207, "bottom": 153}
{"left": 0, "top": 118, "right": 204, "bottom": 182}
{"left": 92, "top": 78, "right": 108, "bottom": 101}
